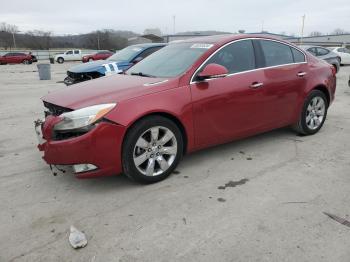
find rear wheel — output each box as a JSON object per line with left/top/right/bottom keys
{"left": 122, "top": 116, "right": 183, "bottom": 184}
{"left": 293, "top": 90, "right": 328, "bottom": 135}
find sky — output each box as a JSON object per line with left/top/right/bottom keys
{"left": 0, "top": 0, "right": 349, "bottom": 36}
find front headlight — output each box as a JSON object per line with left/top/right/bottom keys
{"left": 54, "top": 103, "right": 116, "bottom": 131}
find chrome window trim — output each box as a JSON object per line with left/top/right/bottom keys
{"left": 190, "top": 37, "right": 308, "bottom": 84}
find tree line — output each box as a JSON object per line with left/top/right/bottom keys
{"left": 0, "top": 22, "right": 136, "bottom": 50}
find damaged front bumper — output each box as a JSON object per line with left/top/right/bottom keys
{"left": 35, "top": 116, "right": 126, "bottom": 178}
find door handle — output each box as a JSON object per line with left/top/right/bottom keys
{"left": 297, "top": 72, "right": 307, "bottom": 77}
{"left": 250, "top": 82, "right": 264, "bottom": 89}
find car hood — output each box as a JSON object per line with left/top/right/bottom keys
{"left": 69, "top": 60, "right": 130, "bottom": 73}
{"left": 42, "top": 74, "right": 175, "bottom": 109}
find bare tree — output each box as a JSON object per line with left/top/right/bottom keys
{"left": 25, "top": 30, "right": 52, "bottom": 49}
{"left": 0, "top": 22, "right": 19, "bottom": 49}
{"left": 309, "top": 31, "right": 322, "bottom": 37}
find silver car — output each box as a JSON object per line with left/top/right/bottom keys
{"left": 299, "top": 45, "right": 340, "bottom": 73}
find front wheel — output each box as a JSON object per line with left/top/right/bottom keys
{"left": 88, "top": 58, "right": 93, "bottom": 62}
{"left": 57, "top": 57, "right": 64, "bottom": 64}
{"left": 22, "top": 59, "right": 30, "bottom": 64}
{"left": 122, "top": 116, "right": 183, "bottom": 184}
{"left": 292, "top": 90, "right": 328, "bottom": 135}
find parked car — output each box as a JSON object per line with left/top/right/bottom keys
{"left": 82, "top": 51, "right": 114, "bottom": 63}
{"left": 299, "top": 45, "right": 340, "bottom": 73}
{"left": 63, "top": 43, "right": 166, "bottom": 85}
{"left": 329, "top": 47, "right": 350, "bottom": 65}
{"left": 55, "top": 50, "right": 83, "bottom": 64}
{"left": 35, "top": 35, "right": 336, "bottom": 183}
{"left": 29, "top": 52, "right": 38, "bottom": 62}
{"left": 0, "top": 52, "right": 32, "bottom": 65}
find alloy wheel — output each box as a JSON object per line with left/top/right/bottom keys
{"left": 133, "top": 126, "right": 177, "bottom": 176}
{"left": 306, "top": 96, "right": 326, "bottom": 130}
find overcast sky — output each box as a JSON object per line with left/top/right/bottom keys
{"left": 0, "top": 0, "right": 349, "bottom": 36}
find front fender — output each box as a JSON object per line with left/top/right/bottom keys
{"left": 104, "top": 85, "right": 196, "bottom": 153}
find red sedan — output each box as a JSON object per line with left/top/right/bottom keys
{"left": 0, "top": 52, "right": 32, "bottom": 64}
{"left": 82, "top": 51, "right": 114, "bottom": 63}
{"left": 36, "top": 34, "right": 336, "bottom": 183}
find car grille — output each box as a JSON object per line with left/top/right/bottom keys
{"left": 67, "top": 71, "right": 103, "bottom": 81}
{"left": 43, "top": 101, "right": 72, "bottom": 117}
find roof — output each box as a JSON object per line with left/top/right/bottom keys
{"left": 180, "top": 34, "right": 288, "bottom": 46}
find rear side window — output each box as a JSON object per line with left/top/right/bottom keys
{"left": 291, "top": 48, "right": 305, "bottom": 63}
{"left": 74, "top": 50, "right": 80, "bottom": 54}
{"left": 260, "top": 40, "right": 293, "bottom": 67}
{"left": 204, "top": 40, "right": 256, "bottom": 74}
{"left": 316, "top": 48, "right": 329, "bottom": 56}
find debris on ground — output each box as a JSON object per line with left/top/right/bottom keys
{"left": 69, "top": 225, "right": 88, "bottom": 249}
{"left": 218, "top": 178, "right": 249, "bottom": 190}
{"left": 217, "top": 198, "right": 226, "bottom": 202}
{"left": 172, "top": 170, "right": 181, "bottom": 174}
{"left": 246, "top": 157, "right": 253, "bottom": 160}
{"left": 323, "top": 212, "right": 350, "bottom": 228}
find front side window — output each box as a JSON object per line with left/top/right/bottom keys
{"left": 307, "top": 47, "right": 317, "bottom": 56}
{"left": 66, "top": 51, "right": 73, "bottom": 55}
{"left": 260, "top": 40, "right": 294, "bottom": 67}
{"left": 316, "top": 48, "right": 330, "bottom": 56}
{"left": 108, "top": 46, "right": 144, "bottom": 62}
{"left": 135, "top": 46, "right": 163, "bottom": 61}
{"left": 202, "top": 40, "right": 256, "bottom": 74}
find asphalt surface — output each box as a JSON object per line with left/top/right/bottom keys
{"left": 0, "top": 62, "right": 349, "bottom": 262}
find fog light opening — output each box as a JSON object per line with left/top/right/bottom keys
{"left": 73, "top": 164, "right": 97, "bottom": 174}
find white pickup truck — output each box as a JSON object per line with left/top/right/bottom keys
{"left": 54, "top": 50, "right": 84, "bottom": 64}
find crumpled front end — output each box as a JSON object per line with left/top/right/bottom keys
{"left": 35, "top": 102, "right": 126, "bottom": 178}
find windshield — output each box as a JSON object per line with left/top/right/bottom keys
{"left": 107, "top": 46, "right": 143, "bottom": 62}
{"left": 126, "top": 43, "right": 210, "bottom": 78}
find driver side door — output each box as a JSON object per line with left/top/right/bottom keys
{"left": 190, "top": 40, "right": 268, "bottom": 148}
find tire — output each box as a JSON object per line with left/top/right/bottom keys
{"left": 292, "top": 90, "right": 328, "bottom": 135}
{"left": 57, "top": 57, "right": 64, "bottom": 64}
{"left": 22, "top": 59, "right": 29, "bottom": 64}
{"left": 88, "top": 58, "right": 93, "bottom": 62}
{"left": 122, "top": 115, "right": 183, "bottom": 184}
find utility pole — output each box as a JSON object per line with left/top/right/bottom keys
{"left": 261, "top": 20, "right": 264, "bottom": 32}
{"left": 300, "top": 15, "right": 306, "bottom": 44}
{"left": 12, "top": 31, "right": 16, "bottom": 49}
{"left": 97, "top": 33, "right": 100, "bottom": 50}
{"left": 172, "top": 15, "right": 176, "bottom": 34}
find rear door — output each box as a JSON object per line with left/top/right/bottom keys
{"left": 255, "top": 39, "right": 308, "bottom": 127}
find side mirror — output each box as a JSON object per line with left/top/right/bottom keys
{"left": 133, "top": 56, "right": 143, "bottom": 64}
{"left": 197, "top": 63, "right": 228, "bottom": 81}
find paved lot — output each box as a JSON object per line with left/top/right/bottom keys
{"left": 0, "top": 63, "right": 349, "bottom": 262}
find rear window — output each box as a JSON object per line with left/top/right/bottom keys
{"left": 260, "top": 40, "right": 294, "bottom": 67}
